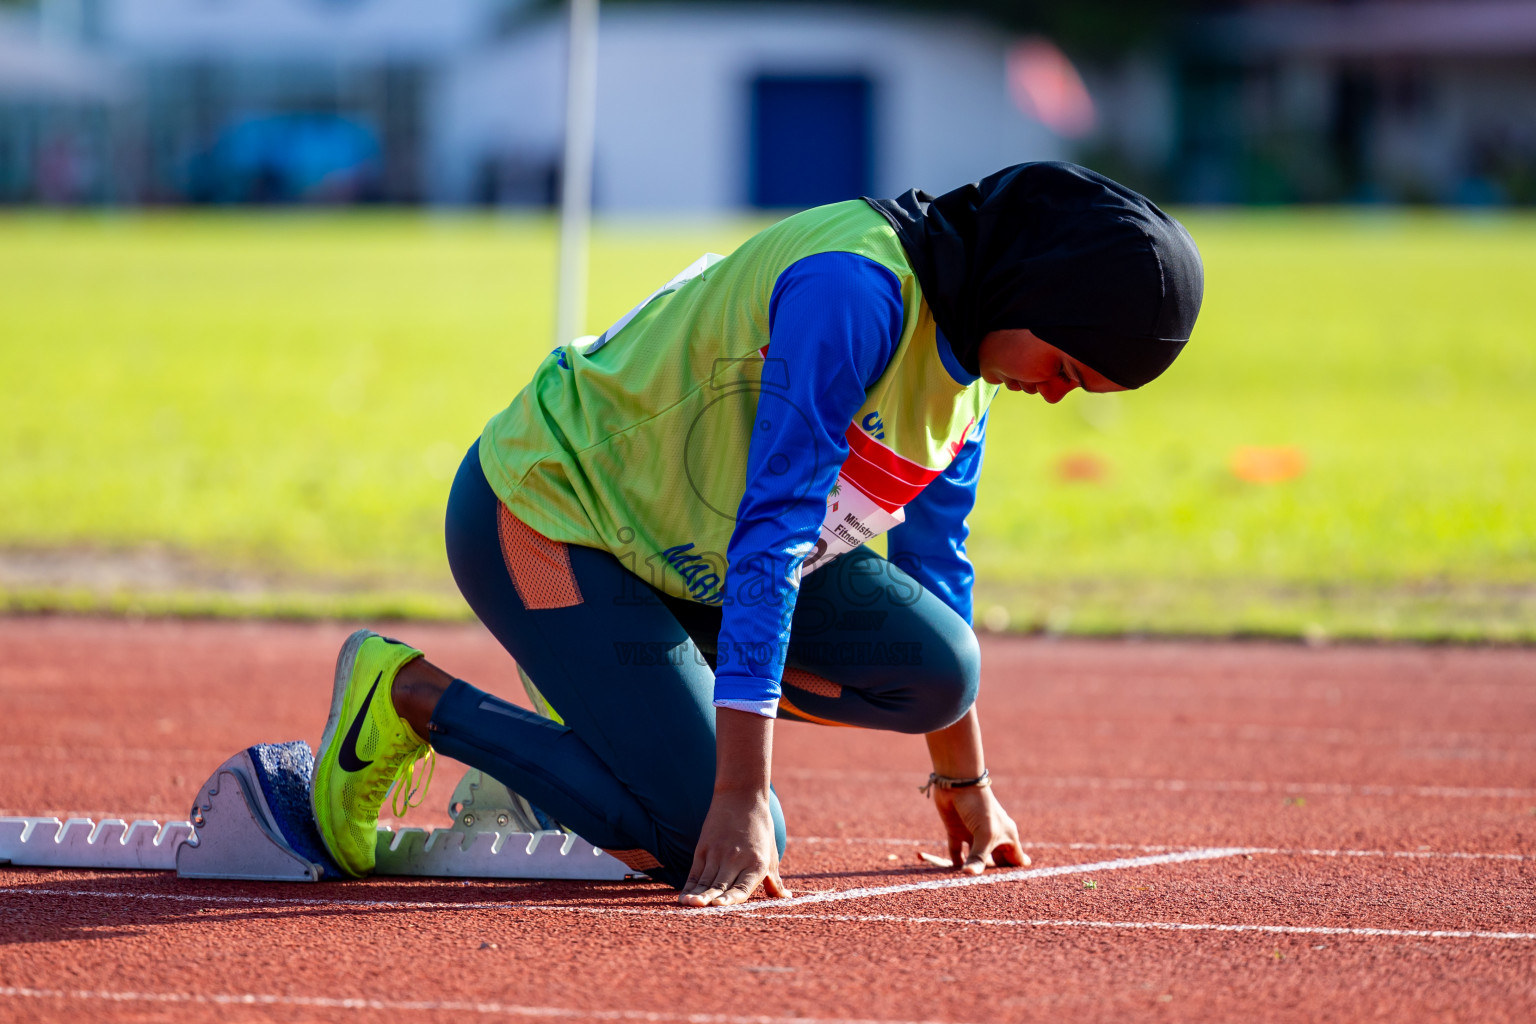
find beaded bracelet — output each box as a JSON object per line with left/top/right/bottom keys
{"left": 918, "top": 768, "right": 991, "bottom": 798}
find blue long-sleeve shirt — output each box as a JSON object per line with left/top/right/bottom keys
{"left": 712, "top": 251, "right": 987, "bottom": 716}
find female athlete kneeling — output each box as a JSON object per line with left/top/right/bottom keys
{"left": 307, "top": 161, "right": 1204, "bottom": 906}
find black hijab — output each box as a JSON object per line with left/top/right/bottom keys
{"left": 865, "top": 162, "right": 1203, "bottom": 389}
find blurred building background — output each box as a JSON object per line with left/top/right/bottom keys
{"left": 1, "top": 0, "right": 1534, "bottom": 208}
{"left": 1180, "top": 1, "right": 1536, "bottom": 203}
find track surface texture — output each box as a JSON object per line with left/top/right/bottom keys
{"left": 2, "top": 618, "right": 1533, "bottom": 1023}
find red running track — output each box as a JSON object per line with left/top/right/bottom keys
{"left": 1, "top": 618, "right": 1533, "bottom": 1023}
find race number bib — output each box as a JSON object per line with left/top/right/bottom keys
{"left": 800, "top": 474, "right": 905, "bottom": 576}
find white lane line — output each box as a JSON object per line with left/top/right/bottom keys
{"left": 0, "top": 887, "right": 553, "bottom": 910}
{"left": 733, "top": 913, "right": 1536, "bottom": 943}
{"left": 7, "top": 887, "right": 1534, "bottom": 943}
{"left": 4, "top": 850, "right": 1255, "bottom": 915}
{"left": 779, "top": 769, "right": 1536, "bottom": 800}
{"left": 696, "top": 847, "right": 1255, "bottom": 914}
{"left": 3, "top": 889, "right": 1530, "bottom": 946}
{"left": 0, "top": 986, "right": 969, "bottom": 1024}
{"left": 789, "top": 837, "right": 1536, "bottom": 862}
{"left": 1246, "top": 846, "right": 1535, "bottom": 862}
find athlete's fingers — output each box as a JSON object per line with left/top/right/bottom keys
{"left": 967, "top": 825, "right": 1029, "bottom": 873}
{"left": 680, "top": 888, "right": 725, "bottom": 906}
{"left": 710, "top": 878, "right": 755, "bottom": 907}
{"left": 982, "top": 812, "right": 1030, "bottom": 868}
{"left": 681, "top": 862, "right": 713, "bottom": 896}
{"left": 705, "top": 864, "right": 756, "bottom": 906}
{"left": 707, "top": 854, "right": 788, "bottom": 905}
{"left": 763, "top": 870, "right": 791, "bottom": 899}
{"left": 692, "top": 872, "right": 734, "bottom": 903}
{"left": 685, "top": 877, "right": 732, "bottom": 907}
{"left": 933, "top": 789, "right": 974, "bottom": 869}
{"left": 682, "top": 845, "right": 712, "bottom": 890}
{"left": 679, "top": 852, "right": 725, "bottom": 905}
{"left": 990, "top": 838, "right": 1030, "bottom": 867}
{"left": 962, "top": 847, "right": 989, "bottom": 875}
{"left": 697, "top": 886, "right": 732, "bottom": 906}
{"left": 989, "top": 830, "right": 1030, "bottom": 868}
{"left": 705, "top": 876, "right": 742, "bottom": 906}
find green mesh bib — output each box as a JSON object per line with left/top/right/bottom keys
{"left": 479, "top": 201, "right": 996, "bottom": 604}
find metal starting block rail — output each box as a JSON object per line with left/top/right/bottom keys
{"left": 0, "top": 817, "right": 191, "bottom": 871}
{"left": 0, "top": 742, "right": 639, "bottom": 883}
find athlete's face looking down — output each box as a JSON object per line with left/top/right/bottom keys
{"left": 977, "top": 329, "right": 1128, "bottom": 404}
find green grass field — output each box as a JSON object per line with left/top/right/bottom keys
{"left": 2, "top": 210, "right": 1532, "bottom": 640}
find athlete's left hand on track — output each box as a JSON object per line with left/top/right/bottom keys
{"left": 934, "top": 785, "right": 1029, "bottom": 875}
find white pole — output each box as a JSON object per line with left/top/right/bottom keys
{"left": 554, "top": 0, "right": 599, "bottom": 346}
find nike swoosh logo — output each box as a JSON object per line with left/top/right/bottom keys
{"left": 338, "top": 674, "right": 380, "bottom": 773}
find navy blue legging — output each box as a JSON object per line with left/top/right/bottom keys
{"left": 428, "top": 444, "right": 980, "bottom": 887}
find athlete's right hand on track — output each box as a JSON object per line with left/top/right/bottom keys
{"left": 680, "top": 789, "right": 790, "bottom": 906}
{"left": 680, "top": 708, "right": 791, "bottom": 907}
{"left": 934, "top": 785, "right": 1029, "bottom": 875}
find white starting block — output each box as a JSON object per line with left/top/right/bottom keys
{"left": 0, "top": 742, "right": 639, "bottom": 883}
{"left": 375, "top": 769, "right": 630, "bottom": 880}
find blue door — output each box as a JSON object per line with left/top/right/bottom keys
{"left": 750, "top": 75, "right": 873, "bottom": 208}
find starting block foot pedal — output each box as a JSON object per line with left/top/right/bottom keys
{"left": 178, "top": 746, "right": 637, "bottom": 882}
{"left": 176, "top": 741, "right": 341, "bottom": 881}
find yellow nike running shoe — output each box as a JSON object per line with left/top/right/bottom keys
{"left": 311, "top": 629, "right": 434, "bottom": 877}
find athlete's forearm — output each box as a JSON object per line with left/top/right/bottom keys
{"left": 684, "top": 707, "right": 786, "bottom": 906}
{"left": 925, "top": 705, "right": 986, "bottom": 778}
{"left": 714, "top": 706, "right": 775, "bottom": 795}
